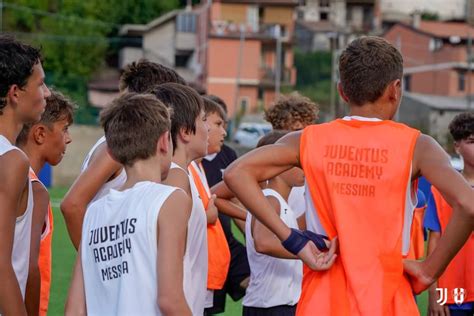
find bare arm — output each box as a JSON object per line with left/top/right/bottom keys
{"left": 212, "top": 180, "right": 248, "bottom": 220}
{"left": 65, "top": 247, "right": 86, "bottom": 316}
{"left": 404, "top": 134, "right": 474, "bottom": 293}
{"left": 157, "top": 190, "right": 192, "bottom": 316}
{"left": 61, "top": 144, "right": 122, "bottom": 249}
{"left": 25, "top": 183, "right": 49, "bottom": 316}
{"left": 252, "top": 196, "right": 297, "bottom": 259}
{"left": 0, "top": 151, "right": 30, "bottom": 315}
{"left": 224, "top": 131, "right": 337, "bottom": 270}
{"left": 214, "top": 198, "right": 247, "bottom": 221}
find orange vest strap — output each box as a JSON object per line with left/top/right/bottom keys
{"left": 189, "top": 163, "right": 230, "bottom": 290}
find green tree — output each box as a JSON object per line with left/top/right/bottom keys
{"left": 3, "top": 0, "right": 180, "bottom": 123}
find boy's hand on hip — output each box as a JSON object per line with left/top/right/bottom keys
{"left": 403, "top": 259, "right": 435, "bottom": 294}
{"left": 300, "top": 237, "right": 338, "bottom": 271}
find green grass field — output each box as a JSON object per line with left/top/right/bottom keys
{"left": 47, "top": 187, "right": 428, "bottom": 315}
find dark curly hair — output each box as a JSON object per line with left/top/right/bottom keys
{"left": 449, "top": 112, "right": 474, "bottom": 141}
{"left": 119, "top": 59, "right": 187, "bottom": 93}
{"left": 264, "top": 92, "right": 319, "bottom": 130}
{"left": 0, "top": 35, "right": 42, "bottom": 114}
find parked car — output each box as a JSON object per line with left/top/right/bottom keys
{"left": 450, "top": 156, "right": 464, "bottom": 171}
{"left": 233, "top": 122, "right": 272, "bottom": 148}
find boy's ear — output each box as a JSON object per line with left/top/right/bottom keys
{"left": 179, "top": 127, "right": 191, "bottom": 144}
{"left": 32, "top": 125, "right": 47, "bottom": 145}
{"left": 387, "top": 79, "right": 401, "bottom": 102}
{"left": 7, "top": 84, "right": 21, "bottom": 106}
{"left": 337, "top": 82, "right": 349, "bottom": 103}
{"left": 158, "top": 131, "right": 171, "bottom": 154}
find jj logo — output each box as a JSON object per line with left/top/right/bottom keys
{"left": 436, "top": 288, "right": 467, "bottom": 306}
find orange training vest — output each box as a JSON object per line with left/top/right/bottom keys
{"left": 431, "top": 186, "right": 474, "bottom": 305}
{"left": 189, "top": 163, "right": 230, "bottom": 290}
{"left": 298, "top": 119, "right": 420, "bottom": 316}
{"left": 29, "top": 169, "right": 53, "bottom": 316}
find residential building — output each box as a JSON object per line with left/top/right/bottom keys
{"left": 206, "top": 0, "right": 298, "bottom": 115}
{"left": 295, "top": 0, "right": 381, "bottom": 52}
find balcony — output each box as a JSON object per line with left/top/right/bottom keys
{"left": 259, "top": 66, "right": 295, "bottom": 86}
{"left": 210, "top": 21, "right": 291, "bottom": 40}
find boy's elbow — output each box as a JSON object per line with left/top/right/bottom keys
{"left": 60, "top": 197, "right": 81, "bottom": 218}
{"left": 223, "top": 163, "right": 239, "bottom": 187}
{"left": 65, "top": 301, "right": 86, "bottom": 316}
{"left": 254, "top": 239, "right": 271, "bottom": 255}
{"left": 454, "top": 193, "right": 474, "bottom": 219}
{"left": 158, "top": 294, "right": 188, "bottom": 316}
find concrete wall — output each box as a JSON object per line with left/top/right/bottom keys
{"left": 143, "top": 20, "right": 176, "bottom": 67}
{"left": 380, "top": 0, "right": 465, "bottom": 20}
{"left": 53, "top": 125, "right": 103, "bottom": 187}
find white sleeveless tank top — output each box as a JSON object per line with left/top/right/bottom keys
{"left": 0, "top": 135, "right": 33, "bottom": 299}
{"left": 81, "top": 181, "right": 180, "bottom": 315}
{"left": 170, "top": 162, "right": 208, "bottom": 315}
{"left": 243, "top": 188, "right": 302, "bottom": 308}
{"left": 81, "top": 136, "right": 127, "bottom": 203}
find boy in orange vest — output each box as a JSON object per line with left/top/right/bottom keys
{"left": 16, "top": 89, "right": 75, "bottom": 316}
{"left": 223, "top": 36, "right": 474, "bottom": 315}
{"left": 61, "top": 60, "right": 187, "bottom": 249}
{"left": 424, "top": 112, "right": 474, "bottom": 316}
{"left": 188, "top": 97, "right": 231, "bottom": 313}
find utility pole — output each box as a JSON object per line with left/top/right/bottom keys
{"left": 0, "top": 0, "right": 3, "bottom": 33}
{"left": 275, "top": 24, "right": 282, "bottom": 99}
{"left": 233, "top": 23, "right": 245, "bottom": 126}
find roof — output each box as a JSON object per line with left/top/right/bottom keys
{"left": 403, "top": 92, "right": 474, "bottom": 111}
{"left": 393, "top": 21, "right": 474, "bottom": 40}
{"left": 119, "top": 10, "right": 180, "bottom": 36}
{"left": 217, "top": 0, "right": 299, "bottom": 6}
{"left": 418, "top": 21, "right": 474, "bottom": 39}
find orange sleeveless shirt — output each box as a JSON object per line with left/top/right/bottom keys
{"left": 298, "top": 119, "right": 420, "bottom": 316}
{"left": 431, "top": 186, "right": 474, "bottom": 305}
{"left": 189, "top": 163, "right": 230, "bottom": 290}
{"left": 29, "top": 169, "right": 53, "bottom": 316}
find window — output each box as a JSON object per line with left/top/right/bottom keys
{"left": 458, "top": 72, "right": 465, "bottom": 91}
{"left": 320, "top": 12, "right": 328, "bottom": 20}
{"left": 319, "top": 0, "right": 330, "bottom": 7}
{"left": 239, "top": 97, "right": 249, "bottom": 112}
{"left": 177, "top": 13, "right": 196, "bottom": 33}
{"left": 175, "top": 54, "right": 191, "bottom": 67}
{"left": 404, "top": 75, "right": 411, "bottom": 92}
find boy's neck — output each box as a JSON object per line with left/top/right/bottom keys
{"left": 0, "top": 110, "right": 24, "bottom": 144}
{"left": 19, "top": 145, "right": 45, "bottom": 174}
{"left": 267, "top": 177, "right": 291, "bottom": 201}
{"left": 172, "top": 143, "right": 202, "bottom": 170}
{"left": 348, "top": 102, "right": 394, "bottom": 121}
{"left": 121, "top": 158, "right": 162, "bottom": 190}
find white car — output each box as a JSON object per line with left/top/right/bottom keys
{"left": 233, "top": 122, "right": 272, "bottom": 148}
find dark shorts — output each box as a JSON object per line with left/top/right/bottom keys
{"left": 242, "top": 304, "right": 297, "bottom": 316}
